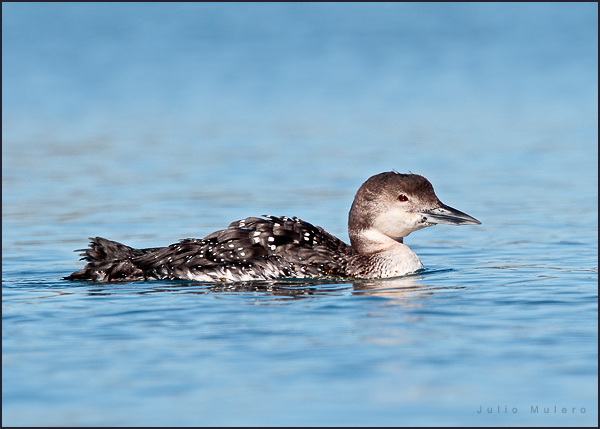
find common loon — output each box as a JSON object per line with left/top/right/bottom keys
{"left": 66, "top": 171, "right": 481, "bottom": 282}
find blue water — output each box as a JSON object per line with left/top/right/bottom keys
{"left": 2, "top": 3, "right": 598, "bottom": 426}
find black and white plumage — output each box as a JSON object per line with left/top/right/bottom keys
{"left": 66, "top": 172, "right": 481, "bottom": 282}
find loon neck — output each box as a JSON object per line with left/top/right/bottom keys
{"left": 349, "top": 227, "right": 404, "bottom": 256}
{"left": 347, "top": 230, "right": 423, "bottom": 278}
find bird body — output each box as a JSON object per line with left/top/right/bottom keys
{"left": 66, "top": 172, "right": 480, "bottom": 282}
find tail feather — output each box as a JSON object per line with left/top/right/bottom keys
{"left": 65, "top": 237, "right": 146, "bottom": 282}
{"left": 79, "top": 237, "right": 138, "bottom": 260}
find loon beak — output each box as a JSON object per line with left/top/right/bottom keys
{"left": 419, "top": 204, "right": 481, "bottom": 226}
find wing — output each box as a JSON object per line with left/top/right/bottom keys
{"left": 66, "top": 216, "right": 354, "bottom": 282}
{"left": 133, "top": 215, "right": 354, "bottom": 281}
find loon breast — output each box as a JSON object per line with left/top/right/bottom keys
{"left": 66, "top": 171, "right": 481, "bottom": 282}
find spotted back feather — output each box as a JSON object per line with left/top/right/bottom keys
{"left": 66, "top": 216, "right": 354, "bottom": 282}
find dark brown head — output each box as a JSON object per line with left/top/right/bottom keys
{"left": 348, "top": 171, "right": 481, "bottom": 254}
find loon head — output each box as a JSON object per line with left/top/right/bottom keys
{"left": 348, "top": 171, "right": 481, "bottom": 255}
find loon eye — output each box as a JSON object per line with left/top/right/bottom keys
{"left": 398, "top": 194, "right": 408, "bottom": 202}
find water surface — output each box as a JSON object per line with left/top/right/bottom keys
{"left": 2, "top": 3, "right": 598, "bottom": 426}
